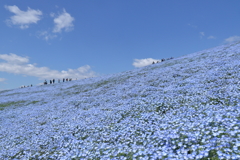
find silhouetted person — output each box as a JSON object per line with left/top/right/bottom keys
{"left": 66, "top": 78, "right": 68, "bottom": 82}
{"left": 53, "top": 79, "right": 55, "bottom": 83}
{"left": 44, "top": 80, "right": 47, "bottom": 85}
{"left": 31, "top": 84, "right": 32, "bottom": 87}
{"left": 63, "top": 78, "right": 65, "bottom": 82}
{"left": 152, "top": 61, "right": 155, "bottom": 64}
{"left": 50, "top": 80, "right": 52, "bottom": 84}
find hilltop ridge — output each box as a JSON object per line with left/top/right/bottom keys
{"left": 0, "top": 42, "right": 240, "bottom": 159}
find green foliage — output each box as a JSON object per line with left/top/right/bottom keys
{"left": 96, "top": 80, "right": 110, "bottom": 88}
{"left": 201, "top": 149, "right": 219, "bottom": 160}
{"left": 5, "top": 92, "right": 21, "bottom": 97}
{"left": 0, "top": 101, "right": 27, "bottom": 110}
{"left": 208, "top": 97, "right": 223, "bottom": 105}
{"left": 116, "top": 152, "right": 134, "bottom": 159}
{"left": 28, "top": 101, "right": 40, "bottom": 105}
{"left": 0, "top": 89, "right": 11, "bottom": 94}
{"left": 0, "top": 100, "right": 42, "bottom": 110}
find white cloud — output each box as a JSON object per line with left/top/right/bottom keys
{"left": 53, "top": 9, "right": 74, "bottom": 33}
{"left": 50, "top": 12, "right": 55, "bottom": 17}
{"left": 5, "top": 5, "right": 42, "bottom": 29}
{"left": 0, "top": 53, "right": 29, "bottom": 64}
{"left": 224, "top": 36, "right": 240, "bottom": 44}
{"left": 187, "top": 23, "right": 198, "bottom": 28}
{"left": 133, "top": 58, "right": 161, "bottom": 68}
{"left": 0, "top": 53, "right": 96, "bottom": 80}
{"left": 208, "top": 36, "right": 216, "bottom": 39}
{"left": 0, "top": 78, "right": 6, "bottom": 82}
{"left": 37, "top": 31, "right": 57, "bottom": 41}
{"left": 200, "top": 32, "right": 205, "bottom": 38}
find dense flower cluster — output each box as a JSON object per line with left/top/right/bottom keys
{"left": 0, "top": 42, "right": 240, "bottom": 159}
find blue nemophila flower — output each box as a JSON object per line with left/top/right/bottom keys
{"left": 1, "top": 42, "right": 240, "bottom": 159}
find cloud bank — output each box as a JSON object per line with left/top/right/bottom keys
{"left": 0, "top": 53, "right": 29, "bottom": 64}
{"left": 5, "top": 5, "right": 42, "bottom": 29}
{"left": 224, "top": 36, "right": 240, "bottom": 44}
{"left": 0, "top": 53, "right": 96, "bottom": 80}
{"left": 133, "top": 58, "right": 161, "bottom": 68}
{"left": 208, "top": 36, "right": 216, "bottom": 39}
{"left": 0, "top": 78, "right": 6, "bottom": 82}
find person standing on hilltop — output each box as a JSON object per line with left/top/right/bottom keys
{"left": 53, "top": 79, "right": 55, "bottom": 84}
{"left": 50, "top": 80, "right": 52, "bottom": 84}
{"left": 63, "top": 78, "right": 65, "bottom": 82}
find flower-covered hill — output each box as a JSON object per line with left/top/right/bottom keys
{"left": 0, "top": 42, "right": 240, "bottom": 159}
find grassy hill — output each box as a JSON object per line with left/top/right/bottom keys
{"left": 0, "top": 42, "right": 240, "bottom": 159}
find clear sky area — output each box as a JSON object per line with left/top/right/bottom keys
{"left": 0, "top": 0, "right": 240, "bottom": 90}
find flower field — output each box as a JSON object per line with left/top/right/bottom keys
{"left": 0, "top": 42, "right": 240, "bottom": 159}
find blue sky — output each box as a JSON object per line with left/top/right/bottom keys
{"left": 0, "top": 0, "right": 240, "bottom": 90}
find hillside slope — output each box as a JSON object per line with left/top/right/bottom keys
{"left": 0, "top": 42, "right": 240, "bottom": 159}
